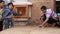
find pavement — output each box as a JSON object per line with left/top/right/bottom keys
{"left": 0, "top": 26, "right": 60, "bottom": 34}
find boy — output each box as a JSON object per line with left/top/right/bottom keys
{"left": 1, "top": 1, "right": 8, "bottom": 9}
{"left": 40, "top": 6, "right": 58, "bottom": 27}
{"left": 3, "top": 3, "right": 17, "bottom": 30}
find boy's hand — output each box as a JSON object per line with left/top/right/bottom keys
{"left": 12, "top": 16, "right": 14, "bottom": 18}
{"left": 7, "top": 14, "right": 13, "bottom": 18}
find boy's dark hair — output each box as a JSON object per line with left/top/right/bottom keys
{"left": 8, "top": 3, "right": 14, "bottom": 7}
{"left": 0, "top": 1, "right": 2, "bottom": 3}
{"left": 41, "top": 6, "right": 47, "bottom": 10}
{"left": 0, "top": 0, "right": 4, "bottom": 3}
{"left": 1, "top": 1, "right": 5, "bottom": 3}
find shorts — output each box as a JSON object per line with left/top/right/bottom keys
{"left": 47, "top": 17, "right": 58, "bottom": 24}
{"left": 42, "top": 14, "right": 58, "bottom": 24}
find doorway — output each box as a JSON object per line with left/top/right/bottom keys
{"left": 56, "top": 1, "right": 60, "bottom": 13}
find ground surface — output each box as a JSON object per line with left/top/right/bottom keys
{"left": 0, "top": 26, "right": 60, "bottom": 34}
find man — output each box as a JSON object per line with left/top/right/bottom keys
{"left": 40, "top": 6, "right": 58, "bottom": 27}
{"left": 3, "top": 3, "right": 17, "bottom": 30}
{"left": 0, "top": 1, "right": 4, "bottom": 31}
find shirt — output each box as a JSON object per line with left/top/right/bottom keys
{"left": 3, "top": 8, "right": 17, "bottom": 19}
{"left": 46, "top": 9, "right": 57, "bottom": 18}
{"left": 0, "top": 9, "right": 4, "bottom": 21}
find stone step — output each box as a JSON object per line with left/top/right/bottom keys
{"left": 13, "top": 18, "right": 28, "bottom": 21}
{"left": 12, "top": 18, "right": 29, "bottom": 26}
{"left": 13, "top": 21, "right": 28, "bottom": 26}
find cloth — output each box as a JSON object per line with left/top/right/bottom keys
{"left": 3, "top": 8, "right": 17, "bottom": 30}
{"left": 3, "top": 8, "right": 17, "bottom": 19}
{"left": 3, "top": 18, "right": 12, "bottom": 30}
{"left": 0, "top": 9, "right": 4, "bottom": 21}
{"left": 46, "top": 9, "right": 57, "bottom": 18}
{"left": 43, "top": 14, "right": 58, "bottom": 24}
{"left": 0, "top": 21, "right": 3, "bottom": 31}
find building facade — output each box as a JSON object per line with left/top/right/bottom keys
{"left": 3, "top": 0, "right": 57, "bottom": 25}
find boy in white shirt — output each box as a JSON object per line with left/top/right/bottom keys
{"left": 40, "top": 6, "right": 58, "bottom": 27}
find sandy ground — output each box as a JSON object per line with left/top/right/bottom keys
{"left": 0, "top": 26, "right": 60, "bottom": 34}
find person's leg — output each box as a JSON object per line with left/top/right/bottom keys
{"left": 3, "top": 19, "right": 9, "bottom": 30}
{"left": 49, "top": 18, "right": 57, "bottom": 27}
{"left": 42, "top": 17, "right": 52, "bottom": 27}
{"left": 9, "top": 19, "right": 13, "bottom": 28}
{"left": 0, "top": 21, "right": 3, "bottom": 31}
{"left": 51, "top": 19, "right": 58, "bottom": 27}
{"left": 39, "top": 14, "right": 47, "bottom": 27}
{"left": 11, "top": 19, "right": 13, "bottom": 27}
{"left": 11, "top": 21, "right": 13, "bottom": 27}
{"left": 47, "top": 17, "right": 56, "bottom": 27}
